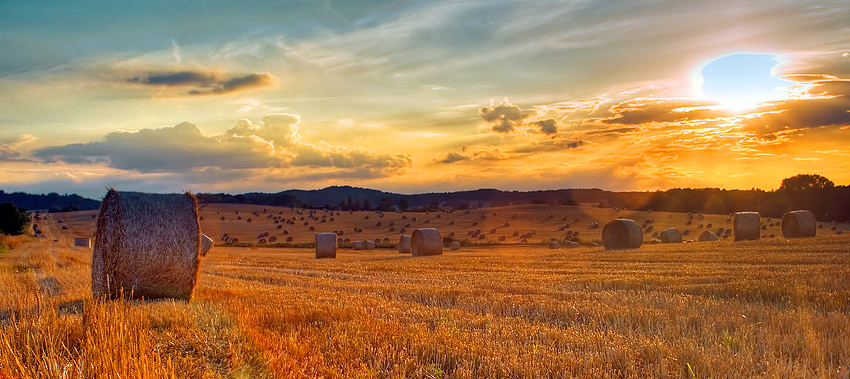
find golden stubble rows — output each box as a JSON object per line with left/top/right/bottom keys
{"left": 2, "top": 229, "right": 850, "bottom": 378}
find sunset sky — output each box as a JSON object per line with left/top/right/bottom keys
{"left": 1, "top": 1, "right": 849, "bottom": 198}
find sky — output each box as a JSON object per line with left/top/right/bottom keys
{"left": 1, "top": 0, "right": 849, "bottom": 199}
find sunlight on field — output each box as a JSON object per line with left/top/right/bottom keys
{"left": 2, "top": 212, "right": 850, "bottom": 377}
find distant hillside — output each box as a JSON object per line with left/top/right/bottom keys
{"left": 0, "top": 190, "right": 100, "bottom": 212}
{"left": 197, "top": 186, "right": 652, "bottom": 211}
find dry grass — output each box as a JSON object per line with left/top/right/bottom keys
{"left": 2, "top": 206, "right": 850, "bottom": 378}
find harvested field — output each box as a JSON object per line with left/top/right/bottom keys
{"left": 2, "top": 208, "right": 850, "bottom": 378}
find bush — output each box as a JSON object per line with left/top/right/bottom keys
{"left": 0, "top": 202, "right": 27, "bottom": 235}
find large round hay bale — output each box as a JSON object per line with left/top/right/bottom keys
{"left": 601, "top": 219, "right": 643, "bottom": 250}
{"left": 364, "top": 240, "right": 376, "bottom": 250}
{"left": 781, "top": 210, "right": 817, "bottom": 238}
{"left": 733, "top": 212, "right": 760, "bottom": 241}
{"left": 566, "top": 241, "right": 580, "bottom": 248}
{"left": 659, "top": 228, "right": 682, "bottom": 244}
{"left": 449, "top": 241, "right": 460, "bottom": 251}
{"left": 411, "top": 228, "right": 443, "bottom": 256}
{"left": 548, "top": 242, "right": 560, "bottom": 249}
{"left": 353, "top": 241, "right": 364, "bottom": 250}
{"left": 698, "top": 230, "right": 718, "bottom": 242}
{"left": 398, "top": 235, "right": 412, "bottom": 254}
{"left": 315, "top": 233, "right": 337, "bottom": 258}
{"left": 92, "top": 190, "right": 202, "bottom": 300}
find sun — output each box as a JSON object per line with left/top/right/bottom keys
{"left": 691, "top": 53, "right": 793, "bottom": 111}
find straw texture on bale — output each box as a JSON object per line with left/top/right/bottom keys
{"left": 602, "top": 219, "right": 643, "bottom": 250}
{"left": 74, "top": 237, "right": 91, "bottom": 248}
{"left": 411, "top": 228, "right": 443, "bottom": 256}
{"left": 449, "top": 241, "right": 461, "bottom": 251}
{"left": 781, "top": 210, "right": 817, "bottom": 238}
{"left": 733, "top": 212, "right": 760, "bottom": 241}
{"left": 398, "top": 235, "right": 412, "bottom": 254}
{"left": 92, "top": 190, "right": 201, "bottom": 301}
{"left": 698, "top": 231, "right": 719, "bottom": 242}
{"left": 201, "top": 234, "right": 213, "bottom": 256}
{"left": 659, "top": 228, "right": 682, "bottom": 244}
{"left": 315, "top": 233, "right": 337, "bottom": 258}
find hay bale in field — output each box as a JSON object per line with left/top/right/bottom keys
{"left": 411, "top": 228, "right": 443, "bottom": 256}
{"left": 201, "top": 234, "right": 213, "bottom": 256}
{"left": 837, "top": 230, "right": 844, "bottom": 235}
{"left": 698, "top": 231, "right": 718, "bottom": 242}
{"left": 498, "top": 236, "right": 505, "bottom": 241}
{"left": 286, "top": 236, "right": 293, "bottom": 243}
{"left": 398, "top": 235, "right": 412, "bottom": 254}
{"left": 659, "top": 228, "right": 682, "bottom": 243}
{"left": 449, "top": 241, "right": 460, "bottom": 251}
{"left": 315, "top": 233, "right": 337, "bottom": 258}
{"left": 364, "top": 240, "right": 376, "bottom": 250}
{"left": 353, "top": 241, "right": 364, "bottom": 250}
{"left": 733, "top": 212, "right": 760, "bottom": 241}
{"left": 548, "top": 242, "right": 560, "bottom": 249}
{"left": 566, "top": 241, "right": 580, "bottom": 248}
{"left": 92, "top": 190, "right": 202, "bottom": 301}
{"left": 601, "top": 219, "right": 643, "bottom": 250}
{"left": 781, "top": 210, "right": 817, "bottom": 238}
{"left": 269, "top": 236, "right": 277, "bottom": 243}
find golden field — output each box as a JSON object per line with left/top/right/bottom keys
{"left": 2, "top": 204, "right": 850, "bottom": 378}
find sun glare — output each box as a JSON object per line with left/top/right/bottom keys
{"left": 692, "top": 53, "right": 793, "bottom": 111}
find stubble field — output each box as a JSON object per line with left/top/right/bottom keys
{"left": 2, "top": 204, "right": 849, "bottom": 378}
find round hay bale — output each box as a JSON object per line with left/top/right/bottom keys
{"left": 660, "top": 228, "right": 682, "bottom": 243}
{"left": 781, "top": 210, "right": 817, "bottom": 238}
{"left": 411, "top": 228, "right": 443, "bottom": 256}
{"left": 548, "top": 242, "right": 560, "bottom": 249}
{"left": 449, "top": 241, "right": 460, "bottom": 251}
{"left": 353, "top": 241, "right": 364, "bottom": 250}
{"left": 92, "top": 190, "right": 202, "bottom": 300}
{"left": 315, "top": 233, "right": 337, "bottom": 258}
{"left": 364, "top": 240, "right": 376, "bottom": 250}
{"left": 601, "top": 219, "right": 643, "bottom": 250}
{"left": 269, "top": 236, "right": 277, "bottom": 243}
{"left": 698, "top": 231, "right": 718, "bottom": 242}
{"left": 566, "top": 241, "right": 580, "bottom": 248}
{"left": 286, "top": 236, "right": 293, "bottom": 243}
{"left": 733, "top": 212, "right": 760, "bottom": 241}
{"left": 398, "top": 235, "right": 412, "bottom": 254}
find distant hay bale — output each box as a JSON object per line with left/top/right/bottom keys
{"left": 660, "top": 228, "right": 682, "bottom": 243}
{"left": 201, "top": 234, "right": 213, "bottom": 256}
{"left": 601, "top": 219, "right": 643, "bottom": 250}
{"left": 548, "top": 242, "right": 560, "bottom": 249}
{"left": 353, "top": 241, "right": 364, "bottom": 250}
{"left": 781, "top": 210, "right": 817, "bottom": 238}
{"left": 698, "top": 231, "right": 719, "bottom": 242}
{"left": 315, "top": 233, "right": 337, "bottom": 258}
{"left": 286, "top": 236, "right": 293, "bottom": 243}
{"left": 92, "top": 190, "right": 202, "bottom": 301}
{"left": 364, "top": 240, "right": 376, "bottom": 250}
{"left": 566, "top": 241, "right": 580, "bottom": 248}
{"left": 411, "top": 228, "right": 443, "bottom": 256}
{"left": 398, "top": 235, "right": 412, "bottom": 254}
{"left": 733, "top": 212, "right": 760, "bottom": 241}
{"left": 450, "top": 241, "right": 460, "bottom": 251}
{"left": 74, "top": 237, "right": 91, "bottom": 249}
